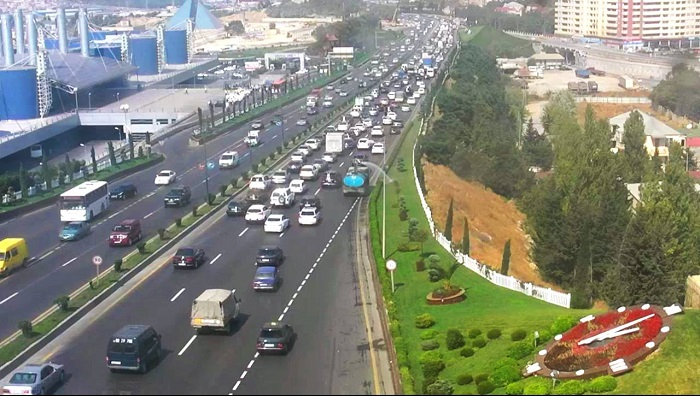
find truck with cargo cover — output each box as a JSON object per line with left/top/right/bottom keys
{"left": 190, "top": 289, "right": 241, "bottom": 334}
{"left": 325, "top": 132, "right": 344, "bottom": 154}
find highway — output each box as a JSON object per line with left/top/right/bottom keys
{"left": 0, "top": 50, "right": 368, "bottom": 340}
{"left": 1, "top": 15, "right": 450, "bottom": 394}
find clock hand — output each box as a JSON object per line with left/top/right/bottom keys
{"left": 578, "top": 313, "right": 655, "bottom": 346}
{"left": 600, "top": 327, "right": 640, "bottom": 341}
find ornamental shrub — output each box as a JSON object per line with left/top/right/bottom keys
{"left": 489, "top": 363, "right": 522, "bottom": 387}
{"left": 421, "top": 329, "right": 439, "bottom": 340}
{"left": 422, "top": 359, "right": 446, "bottom": 380}
{"left": 511, "top": 329, "right": 527, "bottom": 341}
{"left": 477, "top": 381, "right": 495, "bottom": 395}
{"left": 415, "top": 313, "right": 436, "bottom": 328}
{"left": 426, "top": 379, "right": 454, "bottom": 395}
{"left": 474, "top": 373, "right": 490, "bottom": 385}
{"left": 446, "top": 328, "right": 466, "bottom": 350}
{"left": 400, "top": 367, "right": 416, "bottom": 395}
{"left": 505, "top": 382, "right": 525, "bottom": 395}
{"left": 587, "top": 376, "right": 618, "bottom": 393}
{"left": 524, "top": 380, "right": 551, "bottom": 395}
{"left": 487, "top": 329, "right": 502, "bottom": 340}
{"left": 550, "top": 315, "right": 578, "bottom": 335}
{"left": 506, "top": 341, "right": 535, "bottom": 360}
{"left": 468, "top": 328, "right": 482, "bottom": 339}
{"left": 419, "top": 350, "right": 443, "bottom": 365}
{"left": 421, "top": 340, "right": 440, "bottom": 351}
{"left": 457, "top": 374, "right": 473, "bottom": 385}
{"left": 460, "top": 347, "right": 475, "bottom": 357}
{"left": 553, "top": 381, "right": 586, "bottom": 395}
{"left": 472, "top": 336, "right": 487, "bottom": 348}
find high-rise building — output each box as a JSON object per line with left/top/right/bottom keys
{"left": 555, "top": 0, "right": 700, "bottom": 43}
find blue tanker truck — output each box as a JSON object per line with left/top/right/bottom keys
{"left": 342, "top": 163, "right": 372, "bottom": 196}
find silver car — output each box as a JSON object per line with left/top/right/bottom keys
{"left": 2, "top": 363, "right": 65, "bottom": 395}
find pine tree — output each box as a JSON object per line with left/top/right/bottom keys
{"left": 128, "top": 138, "right": 135, "bottom": 160}
{"left": 523, "top": 117, "right": 539, "bottom": 143}
{"left": 18, "top": 163, "right": 27, "bottom": 198}
{"left": 462, "top": 217, "right": 470, "bottom": 255}
{"left": 90, "top": 146, "right": 97, "bottom": 173}
{"left": 500, "top": 239, "right": 511, "bottom": 275}
{"left": 444, "top": 197, "right": 454, "bottom": 242}
{"left": 209, "top": 101, "right": 215, "bottom": 129}
{"left": 621, "top": 110, "right": 648, "bottom": 183}
{"left": 107, "top": 141, "right": 116, "bottom": 166}
{"left": 197, "top": 107, "right": 204, "bottom": 134}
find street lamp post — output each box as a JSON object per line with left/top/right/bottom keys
{"left": 113, "top": 127, "right": 124, "bottom": 146}
{"left": 382, "top": 147, "right": 386, "bottom": 259}
{"left": 116, "top": 92, "right": 120, "bottom": 102}
{"left": 202, "top": 134, "right": 211, "bottom": 201}
{"left": 88, "top": 92, "right": 92, "bottom": 110}
{"left": 119, "top": 104, "right": 130, "bottom": 148}
{"left": 79, "top": 143, "right": 88, "bottom": 163}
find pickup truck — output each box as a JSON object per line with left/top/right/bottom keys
{"left": 191, "top": 289, "right": 241, "bottom": 334}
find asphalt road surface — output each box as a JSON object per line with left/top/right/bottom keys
{"left": 2, "top": 14, "right": 450, "bottom": 395}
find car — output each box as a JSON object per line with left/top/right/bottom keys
{"left": 321, "top": 171, "right": 340, "bottom": 188}
{"left": 245, "top": 204, "right": 271, "bottom": 224}
{"left": 298, "top": 206, "right": 322, "bottom": 226}
{"left": 256, "top": 245, "right": 284, "bottom": 266}
{"left": 407, "top": 96, "right": 417, "bottom": 105}
{"left": 296, "top": 118, "right": 308, "bottom": 126}
{"left": 413, "top": 91, "right": 421, "bottom": 99}
{"left": 401, "top": 104, "right": 411, "bottom": 112}
{"left": 172, "top": 247, "right": 205, "bottom": 268}
{"left": 387, "top": 111, "right": 398, "bottom": 120}
{"left": 250, "top": 174, "right": 272, "bottom": 190}
{"left": 379, "top": 98, "right": 389, "bottom": 106}
{"left": 337, "top": 121, "right": 349, "bottom": 132}
{"left": 109, "top": 183, "right": 137, "bottom": 200}
{"left": 362, "top": 118, "right": 374, "bottom": 128}
{"left": 219, "top": 151, "right": 240, "bottom": 169}
{"left": 382, "top": 116, "right": 393, "bottom": 125}
{"left": 299, "top": 195, "right": 321, "bottom": 209}
{"left": 270, "top": 188, "right": 295, "bottom": 208}
{"left": 326, "top": 85, "right": 334, "bottom": 91}
{"left": 393, "top": 120, "right": 404, "bottom": 128}
{"left": 154, "top": 170, "right": 176, "bottom": 185}
{"left": 418, "top": 87, "right": 425, "bottom": 95}
{"left": 358, "top": 81, "right": 367, "bottom": 88}
{"left": 287, "top": 159, "right": 305, "bottom": 174}
{"left": 106, "top": 325, "right": 162, "bottom": 374}
{"left": 350, "top": 107, "right": 361, "bottom": 118}
{"left": 323, "top": 100, "right": 333, "bottom": 108}
{"left": 353, "top": 122, "right": 366, "bottom": 132}
{"left": 256, "top": 322, "right": 296, "bottom": 355}
{"left": 371, "top": 89, "right": 379, "bottom": 98}
{"left": 271, "top": 169, "right": 289, "bottom": 184}
{"left": 306, "top": 107, "right": 318, "bottom": 115}
{"left": 164, "top": 186, "right": 191, "bottom": 207}
{"left": 339, "top": 90, "right": 348, "bottom": 97}
{"left": 2, "top": 362, "right": 65, "bottom": 395}
{"left": 313, "top": 159, "right": 329, "bottom": 172}
{"left": 289, "top": 179, "right": 306, "bottom": 194}
{"left": 372, "top": 142, "right": 385, "bottom": 154}
{"left": 368, "top": 107, "right": 379, "bottom": 116}
{"left": 299, "top": 165, "right": 319, "bottom": 181}
{"left": 226, "top": 200, "right": 249, "bottom": 217}
{"left": 357, "top": 138, "right": 372, "bottom": 150}
{"left": 305, "top": 139, "right": 321, "bottom": 151}
{"left": 59, "top": 221, "right": 90, "bottom": 241}
{"left": 323, "top": 95, "right": 334, "bottom": 101}
{"left": 298, "top": 145, "right": 312, "bottom": 157}
{"left": 390, "top": 126, "right": 401, "bottom": 135}
{"left": 371, "top": 125, "right": 384, "bottom": 136}
{"left": 253, "top": 266, "right": 281, "bottom": 291}
{"left": 264, "top": 214, "right": 290, "bottom": 233}
{"left": 108, "top": 219, "right": 142, "bottom": 247}
{"left": 251, "top": 119, "right": 264, "bottom": 130}
{"left": 353, "top": 153, "right": 369, "bottom": 165}
{"left": 290, "top": 151, "right": 305, "bottom": 162}
{"left": 322, "top": 152, "right": 337, "bottom": 163}
{"left": 363, "top": 71, "right": 371, "bottom": 77}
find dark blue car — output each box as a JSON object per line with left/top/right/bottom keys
{"left": 253, "top": 266, "right": 280, "bottom": 291}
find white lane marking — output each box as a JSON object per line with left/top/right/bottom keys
{"left": 247, "top": 360, "right": 255, "bottom": 369}
{"left": 339, "top": 162, "right": 344, "bottom": 167}
{"left": 61, "top": 257, "right": 77, "bottom": 267}
{"left": 238, "top": 227, "right": 249, "bottom": 237}
{"left": 284, "top": 127, "right": 290, "bottom": 131}
{"left": 171, "top": 288, "right": 186, "bottom": 302}
{"left": 279, "top": 231, "right": 286, "bottom": 238}
{"left": 178, "top": 335, "right": 197, "bottom": 356}
{"left": 108, "top": 213, "right": 118, "bottom": 219}
{"left": 230, "top": 199, "right": 360, "bottom": 394}
{"left": 210, "top": 253, "right": 222, "bottom": 264}
{"left": 0, "top": 292, "right": 19, "bottom": 305}
{"left": 144, "top": 211, "right": 156, "bottom": 219}
{"left": 314, "top": 188, "right": 321, "bottom": 195}
{"left": 39, "top": 250, "right": 55, "bottom": 260}
{"left": 272, "top": 135, "right": 277, "bottom": 139}
{"left": 349, "top": 151, "right": 354, "bottom": 156}
{"left": 242, "top": 153, "right": 250, "bottom": 158}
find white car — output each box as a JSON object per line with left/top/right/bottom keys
{"left": 368, "top": 107, "right": 379, "bottom": 116}
{"left": 407, "top": 97, "right": 417, "bottom": 105}
{"left": 351, "top": 126, "right": 364, "bottom": 136}
{"left": 154, "top": 170, "right": 176, "bottom": 185}
{"left": 354, "top": 123, "right": 366, "bottom": 132}
{"left": 382, "top": 116, "right": 393, "bottom": 125}
{"left": 322, "top": 152, "right": 337, "bottom": 163}
{"left": 298, "top": 145, "right": 312, "bottom": 156}
{"left": 323, "top": 100, "right": 333, "bottom": 108}
{"left": 379, "top": 98, "right": 389, "bottom": 106}
{"left": 298, "top": 206, "right": 322, "bottom": 226}
{"left": 418, "top": 87, "right": 425, "bottom": 95}
{"left": 291, "top": 151, "right": 305, "bottom": 162}
{"left": 401, "top": 104, "right": 411, "bottom": 112}
{"left": 357, "top": 138, "right": 373, "bottom": 150}
{"left": 306, "top": 139, "right": 321, "bottom": 151}
{"left": 296, "top": 118, "right": 308, "bottom": 126}
{"left": 299, "top": 165, "right": 319, "bottom": 181}
{"left": 339, "top": 90, "right": 349, "bottom": 97}
{"left": 264, "top": 214, "right": 290, "bottom": 233}
{"left": 387, "top": 91, "right": 396, "bottom": 100}
{"left": 271, "top": 170, "right": 288, "bottom": 184}
{"left": 371, "top": 125, "right": 384, "bottom": 136}
{"left": 249, "top": 174, "right": 271, "bottom": 190}
{"left": 371, "top": 89, "right": 379, "bottom": 98}
{"left": 289, "top": 179, "right": 306, "bottom": 194}
{"left": 362, "top": 118, "right": 374, "bottom": 127}
{"left": 218, "top": 151, "right": 240, "bottom": 169}
{"left": 350, "top": 108, "right": 361, "bottom": 118}
{"left": 387, "top": 111, "right": 398, "bottom": 121}
{"left": 413, "top": 91, "right": 421, "bottom": 99}
{"left": 326, "top": 85, "right": 334, "bottom": 91}
{"left": 372, "top": 142, "right": 385, "bottom": 154}
{"left": 245, "top": 204, "right": 271, "bottom": 224}
{"left": 337, "top": 121, "right": 349, "bottom": 132}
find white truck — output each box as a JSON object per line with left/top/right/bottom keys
{"left": 244, "top": 129, "right": 260, "bottom": 147}
{"left": 325, "top": 132, "right": 345, "bottom": 154}
{"left": 190, "top": 289, "right": 241, "bottom": 334}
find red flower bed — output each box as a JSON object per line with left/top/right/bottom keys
{"left": 544, "top": 308, "right": 663, "bottom": 372}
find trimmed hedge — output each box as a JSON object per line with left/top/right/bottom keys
{"left": 468, "top": 328, "right": 482, "bottom": 339}
{"left": 426, "top": 379, "right": 455, "bottom": 395}
{"left": 460, "top": 347, "right": 475, "bottom": 357}
{"left": 587, "top": 376, "right": 617, "bottom": 393}
{"left": 419, "top": 349, "right": 444, "bottom": 365}
{"left": 474, "top": 373, "right": 490, "bottom": 385}
{"left": 550, "top": 315, "right": 579, "bottom": 335}
{"left": 505, "top": 382, "right": 525, "bottom": 395}
{"left": 511, "top": 329, "right": 527, "bottom": 341}
{"left": 486, "top": 329, "right": 502, "bottom": 340}
{"left": 400, "top": 367, "right": 416, "bottom": 395}
{"left": 421, "top": 339, "right": 440, "bottom": 351}
{"left": 420, "top": 329, "right": 440, "bottom": 340}
{"left": 477, "top": 381, "right": 496, "bottom": 395}
{"left": 446, "top": 328, "right": 466, "bottom": 350}
{"left": 553, "top": 381, "right": 586, "bottom": 395}
{"left": 472, "top": 336, "right": 487, "bottom": 348}
{"left": 457, "top": 374, "right": 473, "bottom": 385}
{"left": 524, "top": 381, "right": 551, "bottom": 395}
{"left": 416, "top": 313, "right": 436, "bottom": 328}
{"left": 489, "top": 363, "right": 522, "bottom": 387}
{"left": 506, "top": 341, "right": 535, "bottom": 360}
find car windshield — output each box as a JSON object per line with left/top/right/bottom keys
{"left": 255, "top": 271, "right": 275, "bottom": 280}
{"left": 9, "top": 372, "right": 37, "bottom": 385}
{"left": 221, "top": 155, "right": 233, "bottom": 160}
{"left": 258, "top": 247, "right": 278, "bottom": 256}
{"left": 158, "top": 172, "right": 170, "bottom": 177}
{"left": 65, "top": 223, "right": 82, "bottom": 230}
{"left": 175, "top": 248, "right": 195, "bottom": 256}
{"left": 113, "top": 225, "right": 131, "bottom": 232}
{"left": 274, "top": 171, "right": 286, "bottom": 176}
{"left": 260, "top": 329, "right": 285, "bottom": 339}
{"left": 249, "top": 208, "right": 261, "bottom": 213}
{"left": 268, "top": 215, "right": 282, "bottom": 222}
{"left": 301, "top": 209, "right": 316, "bottom": 216}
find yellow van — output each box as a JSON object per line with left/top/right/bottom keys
{"left": 0, "top": 238, "right": 29, "bottom": 276}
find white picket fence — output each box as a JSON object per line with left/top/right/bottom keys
{"left": 412, "top": 119, "right": 572, "bottom": 308}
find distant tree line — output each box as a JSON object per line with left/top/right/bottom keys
{"left": 650, "top": 63, "right": 700, "bottom": 122}
{"left": 307, "top": 14, "right": 380, "bottom": 55}
{"left": 455, "top": 3, "right": 555, "bottom": 35}
{"left": 266, "top": 0, "right": 364, "bottom": 18}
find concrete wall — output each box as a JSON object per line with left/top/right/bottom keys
{"left": 0, "top": 115, "right": 80, "bottom": 158}
{"left": 78, "top": 111, "right": 189, "bottom": 133}
{"left": 578, "top": 53, "right": 673, "bottom": 80}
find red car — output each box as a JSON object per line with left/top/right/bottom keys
{"left": 109, "top": 219, "right": 142, "bottom": 247}
{"left": 172, "top": 247, "right": 206, "bottom": 268}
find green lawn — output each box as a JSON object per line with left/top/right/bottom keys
{"left": 459, "top": 26, "right": 483, "bottom": 43}
{"left": 468, "top": 25, "right": 535, "bottom": 58}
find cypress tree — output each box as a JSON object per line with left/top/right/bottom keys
{"left": 128, "top": 138, "right": 135, "bottom": 160}
{"left": 18, "top": 163, "right": 27, "bottom": 198}
{"left": 107, "top": 141, "right": 116, "bottom": 166}
{"left": 90, "top": 146, "right": 97, "bottom": 173}
{"left": 501, "top": 239, "right": 511, "bottom": 275}
{"left": 462, "top": 217, "right": 470, "bottom": 255}
{"left": 444, "top": 197, "right": 454, "bottom": 241}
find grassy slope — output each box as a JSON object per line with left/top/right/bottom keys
{"left": 468, "top": 25, "right": 535, "bottom": 58}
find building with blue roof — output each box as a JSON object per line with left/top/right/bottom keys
{"left": 166, "top": 0, "right": 224, "bottom": 31}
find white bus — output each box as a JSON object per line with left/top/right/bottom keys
{"left": 59, "top": 180, "right": 110, "bottom": 222}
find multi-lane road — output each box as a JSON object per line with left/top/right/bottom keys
{"left": 0, "top": 52, "right": 366, "bottom": 340}
{"left": 1, "top": 14, "right": 451, "bottom": 394}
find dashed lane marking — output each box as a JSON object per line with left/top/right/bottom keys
{"left": 0, "top": 292, "right": 19, "bottom": 305}
{"left": 61, "top": 257, "right": 77, "bottom": 267}
{"left": 170, "top": 288, "right": 186, "bottom": 302}
{"left": 143, "top": 211, "right": 156, "bottom": 219}
{"left": 238, "top": 227, "right": 249, "bottom": 237}
{"left": 177, "top": 335, "right": 197, "bottom": 356}
{"left": 210, "top": 253, "right": 222, "bottom": 264}
{"left": 314, "top": 188, "right": 321, "bottom": 195}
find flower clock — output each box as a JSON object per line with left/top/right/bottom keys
{"left": 524, "top": 304, "right": 684, "bottom": 380}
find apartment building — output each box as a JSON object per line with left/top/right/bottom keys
{"left": 555, "top": 0, "right": 700, "bottom": 44}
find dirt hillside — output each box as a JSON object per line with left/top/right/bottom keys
{"left": 422, "top": 162, "right": 561, "bottom": 290}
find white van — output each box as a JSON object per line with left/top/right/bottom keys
{"left": 218, "top": 151, "right": 240, "bottom": 169}
{"left": 270, "top": 187, "right": 295, "bottom": 208}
